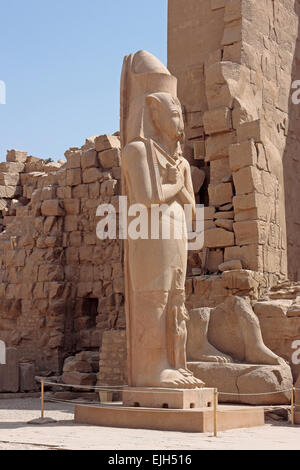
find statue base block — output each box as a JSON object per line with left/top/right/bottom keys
{"left": 74, "top": 403, "right": 265, "bottom": 432}
{"left": 188, "top": 362, "right": 293, "bottom": 405}
{"left": 122, "top": 387, "right": 213, "bottom": 409}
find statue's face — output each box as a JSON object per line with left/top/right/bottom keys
{"left": 149, "top": 93, "right": 185, "bottom": 143}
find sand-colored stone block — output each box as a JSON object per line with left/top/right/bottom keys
{"left": 237, "top": 120, "right": 266, "bottom": 144}
{"left": 203, "top": 107, "right": 232, "bottom": 135}
{"left": 205, "top": 131, "right": 237, "bottom": 161}
{"left": 0, "top": 173, "right": 20, "bottom": 186}
{"left": 95, "top": 134, "right": 121, "bottom": 152}
{"left": 233, "top": 193, "right": 270, "bottom": 222}
{"left": 82, "top": 167, "right": 103, "bottom": 184}
{"left": 66, "top": 168, "right": 82, "bottom": 186}
{"left": 233, "top": 220, "right": 266, "bottom": 246}
{"left": 208, "top": 182, "right": 233, "bottom": 206}
{"left": 98, "top": 148, "right": 121, "bottom": 169}
{"left": 224, "top": 245, "right": 263, "bottom": 271}
{"left": 204, "top": 228, "right": 235, "bottom": 248}
{"left": 6, "top": 150, "right": 27, "bottom": 163}
{"left": 233, "top": 166, "right": 263, "bottom": 195}
{"left": 221, "top": 20, "right": 242, "bottom": 46}
{"left": 41, "top": 199, "right": 65, "bottom": 217}
{"left": 81, "top": 149, "right": 98, "bottom": 169}
{"left": 210, "top": 158, "right": 231, "bottom": 185}
{"left": 63, "top": 199, "right": 80, "bottom": 215}
{"left": 229, "top": 140, "right": 257, "bottom": 172}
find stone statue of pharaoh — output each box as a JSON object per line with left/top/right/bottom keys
{"left": 121, "top": 50, "right": 203, "bottom": 389}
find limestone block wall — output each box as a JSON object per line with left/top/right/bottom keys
{"left": 0, "top": 134, "right": 125, "bottom": 374}
{"left": 168, "top": 0, "right": 299, "bottom": 280}
{"left": 283, "top": 0, "right": 300, "bottom": 280}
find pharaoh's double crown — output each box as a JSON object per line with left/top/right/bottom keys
{"left": 120, "top": 50, "right": 178, "bottom": 147}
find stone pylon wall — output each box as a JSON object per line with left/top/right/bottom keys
{"left": 168, "top": 0, "right": 299, "bottom": 280}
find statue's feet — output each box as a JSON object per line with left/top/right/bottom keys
{"left": 191, "top": 340, "right": 233, "bottom": 364}
{"left": 159, "top": 369, "right": 204, "bottom": 388}
{"left": 138, "top": 368, "right": 204, "bottom": 389}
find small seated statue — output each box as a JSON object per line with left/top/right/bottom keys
{"left": 186, "top": 296, "right": 293, "bottom": 405}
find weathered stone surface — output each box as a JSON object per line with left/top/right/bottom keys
{"left": 98, "top": 148, "right": 121, "bottom": 169}
{"left": 208, "top": 182, "right": 233, "bottom": 206}
{"left": 95, "top": 135, "right": 121, "bottom": 153}
{"left": 63, "top": 359, "right": 93, "bottom": 373}
{"left": 66, "top": 168, "right": 82, "bottom": 186}
{"left": 205, "top": 132, "right": 237, "bottom": 162}
{"left": 0, "top": 173, "right": 20, "bottom": 186}
{"left": 210, "top": 158, "right": 231, "bottom": 185}
{"left": 81, "top": 150, "right": 98, "bottom": 169}
{"left": 19, "top": 362, "right": 37, "bottom": 392}
{"left": 221, "top": 269, "right": 259, "bottom": 291}
{"left": 188, "top": 362, "right": 292, "bottom": 405}
{"left": 233, "top": 220, "right": 266, "bottom": 246}
{"left": 0, "top": 348, "right": 19, "bottom": 392}
{"left": 82, "top": 167, "right": 103, "bottom": 184}
{"left": 224, "top": 245, "right": 263, "bottom": 271}
{"left": 203, "top": 107, "right": 232, "bottom": 134}
{"left": 41, "top": 200, "right": 65, "bottom": 216}
{"left": 233, "top": 166, "right": 263, "bottom": 195}
{"left": 204, "top": 228, "right": 234, "bottom": 248}
{"left": 0, "top": 162, "right": 25, "bottom": 173}
{"left": 204, "top": 207, "right": 216, "bottom": 220}
{"left": 254, "top": 299, "right": 300, "bottom": 379}
{"left": 219, "top": 259, "right": 242, "bottom": 272}
{"left": 237, "top": 120, "right": 266, "bottom": 144}
{"left": 190, "top": 166, "right": 205, "bottom": 193}
{"left": 229, "top": 140, "right": 257, "bottom": 172}
{"left": 215, "top": 218, "right": 233, "bottom": 231}
{"left": 62, "top": 371, "right": 97, "bottom": 386}
{"left": 6, "top": 150, "right": 27, "bottom": 163}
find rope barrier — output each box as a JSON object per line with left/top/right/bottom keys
{"left": 218, "top": 389, "right": 293, "bottom": 396}
{"left": 35, "top": 377, "right": 297, "bottom": 397}
{"left": 34, "top": 377, "right": 298, "bottom": 436}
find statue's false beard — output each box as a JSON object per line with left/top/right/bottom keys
{"left": 177, "top": 131, "right": 185, "bottom": 143}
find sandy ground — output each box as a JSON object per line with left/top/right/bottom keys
{"left": 0, "top": 398, "right": 299, "bottom": 450}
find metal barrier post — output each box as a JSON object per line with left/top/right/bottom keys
{"left": 41, "top": 379, "right": 45, "bottom": 420}
{"left": 291, "top": 387, "right": 295, "bottom": 425}
{"left": 213, "top": 388, "right": 218, "bottom": 437}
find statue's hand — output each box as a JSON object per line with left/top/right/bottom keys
{"left": 167, "top": 164, "right": 184, "bottom": 189}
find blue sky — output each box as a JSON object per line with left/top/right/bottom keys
{"left": 0, "top": 0, "right": 168, "bottom": 161}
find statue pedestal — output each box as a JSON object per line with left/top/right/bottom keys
{"left": 74, "top": 402, "right": 265, "bottom": 432}
{"left": 122, "top": 387, "right": 213, "bottom": 409}
{"left": 74, "top": 387, "right": 265, "bottom": 432}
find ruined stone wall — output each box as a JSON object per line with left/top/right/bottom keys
{"left": 168, "top": 0, "right": 299, "bottom": 280}
{"left": 0, "top": 135, "right": 125, "bottom": 375}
